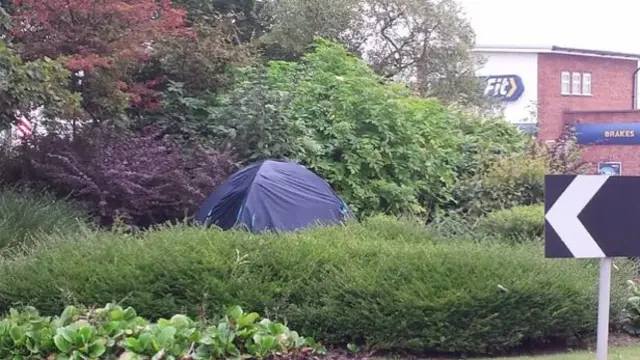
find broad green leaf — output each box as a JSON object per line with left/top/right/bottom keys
{"left": 9, "top": 326, "right": 24, "bottom": 343}
{"left": 88, "top": 342, "right": 106, "bottom": 358}
{"left": 237, "top": 313, "right": 260, "bottom": 328}
{"left": 53, "top": 333, "right": 72, "bottom": 353}
{"left": 228, "top": 306, "right": 243, "bottom": 320}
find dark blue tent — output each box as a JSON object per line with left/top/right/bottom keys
{"left": 195, "top": 159, "right": 352, "bottom": 232}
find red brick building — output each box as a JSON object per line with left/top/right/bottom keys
{"left": 475, "top": 45, "right": 640, "bottom": 175}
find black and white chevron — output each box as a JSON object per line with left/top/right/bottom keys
{"left": 545, "top": 174, "right": 640, "bottom": 258}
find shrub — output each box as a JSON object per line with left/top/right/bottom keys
{"left": 424, "top": 210, "right": 484, "bottom": 240}
{"left": 450, "top": 151, "right": 546, "bottom": 216}
{"left": 194, "top": 39, "right": 526, "bottom": 217}
{"left": 0, "top": 303, "right": 325, "bottom": 359}
{"left": 4, "top": 126, "right": 236, "bottom": 227}
{"left": 0, "top": 219, "right": 634, "bottom": 355}
{"left": 0, "top": 188, "right": 89, "bottom": 251}
{"left": 359, "top": 214, "right": 430, "bottom": 242}
{"left": 156, "top": 73, "right": 314, "bottom": 165}
{"left": 208, "top": 40, "right": 460, "bottom": 216}
{"left": 622, "top": 280, "right": 640, "bottom": 335}
{"left": 445, "top": 104, "right": 527, "bottom": 180}
{"left": 452, "top": 128, "right": 591, "bottom": 216}
{"left": 475, "top": 205, "right": 544, "bottom": 243}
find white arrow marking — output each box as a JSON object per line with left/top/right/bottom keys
{"left": 546, "top": 175, "right": 608, "bottom": 258}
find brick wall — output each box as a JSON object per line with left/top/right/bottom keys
{"left": 564, "top": 110, "right": 640, "bottom": 175}
{"left": 537, "top": 53, "right": 637, "bottom": 140}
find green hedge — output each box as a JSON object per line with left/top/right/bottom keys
{"left": 475, "top": 205, "right": 544, "bottom": 243}
{"left": 0, "top": 217, "right": 634, "bottom": 354}
{"left": 0, "top": 188, "right": 89, "bottom": 251}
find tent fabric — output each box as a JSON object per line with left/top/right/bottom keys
{"left": 195, "top": 159, "right": 352, "bottom": 233}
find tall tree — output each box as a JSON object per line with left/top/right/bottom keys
{"left": 261, "top": 0, "right": 494, "bottom": 110}
{"left": 357, "top": 0, "right": 487, "bottom": 107}
{"left": 170, "top": 0, "right": 269, "bottom": 42}
{"left": 260, "top": 0, "right": 365, "bottom": 58}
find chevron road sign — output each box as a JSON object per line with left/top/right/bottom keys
{"left": 545, "top": 174, "right": 640, "bottom": 258}
{"left": 544, "top": 174, "right": 640, "bottom": 360}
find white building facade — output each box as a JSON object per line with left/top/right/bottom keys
{"left": 474, "top": 50, "right": 539, "bottom": 125}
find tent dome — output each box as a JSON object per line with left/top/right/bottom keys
{"left": 195, "top": 159, "right": 352, "bottom": 232}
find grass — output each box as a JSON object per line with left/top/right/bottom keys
{"left": 481, "top": 344, "right": 640, "bottom": 359}
{"left": 0, "top": 188, "right": 90, "bottom": 251}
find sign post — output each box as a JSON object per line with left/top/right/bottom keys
{"left": 596, "top": 257, "right": 611, "bottom": 360}
{"left": 545, "top": 174, "right": 640, "bottom": 360}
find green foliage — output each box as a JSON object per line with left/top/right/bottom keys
{"left": 158, "top": 71, "right": 315, "bottom": 163}
{"left": 282, "top": 41, "right": 461, "bottom": 216}
{"left": 446, "top": 105, "right": 527, "bottom": 179}
{"left": 0, "top": 41, "right": 80, "bottom": 129}
{"left": 260, "top": 0, "right": 361, "bottom": 56}
{"left": 0, "top": 188, "right": 89, "bottom": 252}
{"left": 0, "top": 303, "right": 323, "bottom": 359}
{"left": 206, "top": 39, "right": 522, "bottom": 216}
{"left": 475, "top": 205, "right": 544, "bottom": 244}
{"left": 622, "top": 280, "right": 640, "bottom": 336}
{"left": 452, "top": 130, "right": 590, "bottom": 216}
{"left": 453, "top": 150, "right": 546, "bottom": 215}
{"left": 169, "top": 0, "right": 269, "bottom": 43}
{"left": 0, "top": 218, "right": 635, "bottom": 354}
{"left": 150, "top": 20, "right": 257, "bottom": 96}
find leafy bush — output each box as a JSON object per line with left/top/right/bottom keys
{"left": 202, "top": 39, "right": 526, "bottom": 217}
{"left": 0, "top": 303, "right": 324, "bottom": 359}
{"left": 0, "top": 188, "right": 89, "bottom": 251}
{"left": 0, "top": 218, "right": 634, "bottom": 355}
{"left": 4, "top": 126, "right": 236, "bottom": 227}
{"left": 622, "top": 280, "right": 640, "bottom": 335}
{"left": 159, "top": 72, "right": 315, "bottom": 164}
{"left": 158, "top": 39, "right": 525, "bottom": 217}
{"left": 475, "top": 205, "right": 544, "bottom": 243}
{"left": 450, "top": 151, "right": 546, "bottom": 216}
{"left": 452, "top": 128, "right": 591, "bottom": 216}
{"left": 445, "top": 104, "right": 527, "bottom": 180}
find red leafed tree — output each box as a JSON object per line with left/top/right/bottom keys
{"left": 10, "top": 0, "right": 194, "bottom": 118}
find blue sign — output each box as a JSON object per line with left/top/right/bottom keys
{"left": 481, "top": 75, "right": 524, "bottom": 102}
{"left": 514, "top": 122, "right": 537, "bottom": 136}
{"left": 573, "top": 123, "right": 640, "bottom": 145}
{"left": 598, "top": 162, "right": 622, "bottom": 175}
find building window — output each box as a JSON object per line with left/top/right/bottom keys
{"left": 582, "top": 73, "right": 592, "bottom": 95}
{"left": 561, "top": 71, "right": 571, "bottom": 94}
{"left": 562, "top": 72, "right": 592, "bottom": 96}
{"left": 571, "top": 72, "right": 582, "bottom": 94}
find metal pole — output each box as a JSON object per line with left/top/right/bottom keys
{"left": 596, "top": 257, "right": 612, "bottom": 360}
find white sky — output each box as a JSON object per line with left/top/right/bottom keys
{"left": 458, "top": 0, "right": 640, "bottom": 54}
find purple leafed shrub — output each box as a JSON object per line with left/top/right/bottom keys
{"left": 12, "top": 126, "right": 236, "bottom": 227}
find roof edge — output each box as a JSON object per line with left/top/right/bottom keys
{"left": 473, "top": 44, "right": 552, "bottom": 53}
{"left": 474, "top": 44, "right": 640, "bottom": 60}
{"left": 551, "top": 45, "right": 640, "bottom": 59}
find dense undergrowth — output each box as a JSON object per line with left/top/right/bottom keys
{"left": 0, "top": 215, "right": 635, "bottom": 354}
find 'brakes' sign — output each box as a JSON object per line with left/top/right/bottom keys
{"left": 481, "top": 75, "right": 524, "bottom": 102}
